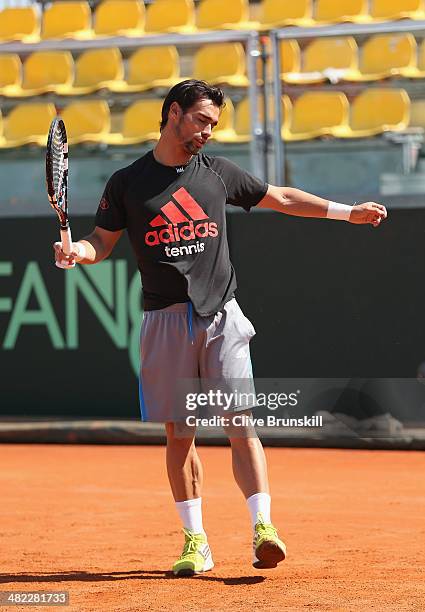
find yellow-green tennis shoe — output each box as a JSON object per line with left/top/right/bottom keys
{"left": 253, "top": 512, "right": 286, "bottom": 569}
{"left": 172, "top": 528, "right": 214, "bottom": 577}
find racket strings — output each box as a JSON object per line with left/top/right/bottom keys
{"left": 50, "top": 127, "right": 67, "bottom": 206}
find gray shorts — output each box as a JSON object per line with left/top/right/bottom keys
{"left": 139, "top": 298, "right": 256, "bottom": 422}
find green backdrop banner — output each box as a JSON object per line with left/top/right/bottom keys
{"left": 1, "top": 210, "right": 425, "bottom": 422}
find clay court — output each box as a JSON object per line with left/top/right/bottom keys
{"left": 0, "top": 444, "right": 424, "bottom": 611}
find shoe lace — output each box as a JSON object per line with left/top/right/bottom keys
{"left": 255, "top": 513, "right": 277, "bottom": 538}
{"left": 181, "top": 528, "right": 203, "bottom": 556}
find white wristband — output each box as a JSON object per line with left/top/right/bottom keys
{"left": 326, "top": 201, "right": 353, "bottom": 221}
{"left": 74, "top": 242, "right": 87, "bottom": 262}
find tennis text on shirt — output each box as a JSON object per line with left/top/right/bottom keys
{"left": 95, "top": 150, "right": 267, "bottom": 316}
{"left": 144, "top": 186, "right": 218, "bottom": 257}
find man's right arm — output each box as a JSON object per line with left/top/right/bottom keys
{"left": 53, "top": 226, "right": 123, "bottom": 267}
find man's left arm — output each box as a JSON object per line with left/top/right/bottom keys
{"left": 257, "top": 185, "right": 387, "bottom": 228}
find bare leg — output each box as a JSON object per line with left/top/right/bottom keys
{"left": 165, "top": 422, "right": 202, "bottom": 502}
{"left": 223, "top": 412, "right": 270, "bottom": 498}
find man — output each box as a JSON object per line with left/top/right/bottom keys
{"left": 54, "top": 80, "right": 387, "bottom": 576}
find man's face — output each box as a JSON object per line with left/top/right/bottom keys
{"left": 172, "top": 98, "right": 220, "bottom": 155}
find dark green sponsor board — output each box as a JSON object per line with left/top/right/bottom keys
{"left": 1, "top": 210, "right": 425, "bottom": 423}
{"left": 0, "top": 218, "right": 142, "bottom": 418}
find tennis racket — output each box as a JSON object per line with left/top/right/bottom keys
{"left": 46, "top": 117, "right": 74, "bottom": 269}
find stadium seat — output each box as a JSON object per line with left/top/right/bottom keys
{"left": 210, "top": 98, "right": 238, "bottom": 142}
{"left": 283, "top": 92, "right": 350, "bottom": 140}
{"left": 193, "top": 43, "right": 249, "bottom": 87}
{"left": 57, "top": 48, "right": 124, "bottom": 95}
{"left": 335, "top": 89, "right": 410, "bottom": 138}
{"left": 279, "top": 40, "right": 302, "bottom": 80}
{"left": 0, "top": 54, "right": 22, "bottom": 96}
{"left": 232, "top": 96, "right": 286, "bottom": 142}
{"left": 196, "top": 0, "right": 257, "bottom": 30}
{"left": 417, "top": 39, "right": 425, "bottom": 76}
{"left": 110, "top": 46, "right": 180, "bottom": 92}
{"left": 409, "top": 100, "right": 425, "bottom": 128}
{"left": 0, "top": 6, "right": 40, "bottom": 43}
{"left": 359, "top": 33, "right": 419, "bottom": 80}
{"left": 315, "top": 0, "right": 372, "bottom": 23}
{"left": 41, "top": 2, "right": 92, "bottom": 40}
{"left": 0, "top": 102, "right": 56, "bottom": 147}
{"left": 233, "top": 97, "right": 255, "bottom": 142}
{"left": 61, "top": 100, "right": 111, "bottom": 144}
{"left": 370, "top": 0, "right": 425, "bottom": 21}
{"left": 19, "top": 52, "right": 74, "bottom": 96}
{"left": 259, "top": 0, "right": 314, "bottom": 28}
{"left": 94, "top": 0, "right": 144, "bottom": 37}
{"left": 145, "top": 0, "right": 196, "bottom": 33}
{"left": 0, "top": 110, "right": 4, "bottom": 147}
{"left": 105, "top": 100, "right": 162, "bottom": 145}
{"left": 284, "top": 37, "right": 360, "bottom": 84}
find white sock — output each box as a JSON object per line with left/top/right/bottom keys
{"left": 247, "top": 492, "right": 271, "bottom": 528}
{"left": 175, "top": 497, "right": 205, "bottom": 534}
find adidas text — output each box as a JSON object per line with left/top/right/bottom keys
{"left": 145, "top": 221, "right": 218, "bottom": 246}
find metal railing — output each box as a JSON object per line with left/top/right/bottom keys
{"left": 270, "top": 19, "right": 425, "bottom": 185}
{"left": 0, "top": 29, "right": 265, "bottom": 179}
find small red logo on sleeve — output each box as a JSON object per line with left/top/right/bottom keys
{"left": 99, "top": 197, "right": 109, "bottom": 211}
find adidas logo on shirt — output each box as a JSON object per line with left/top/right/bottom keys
{"left": 145, "top": 187, "right": 219, "bottom": 258}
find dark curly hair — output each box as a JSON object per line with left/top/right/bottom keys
{"left": 160, "top": 79, "right": 225, "bottom": 131}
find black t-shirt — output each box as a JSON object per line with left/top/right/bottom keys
{"left": 95, "top": 150, "right": 268, "bottom": 316}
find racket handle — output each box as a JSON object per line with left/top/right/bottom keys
{"left": 60, "top": 226, "right": 73, "bottom": 255}
{"left": 55, "top": 226, "right": 75, "bottom": 269}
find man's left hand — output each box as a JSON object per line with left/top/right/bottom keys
{"left": 349, "top": 202, "right": 388, "bottom": 227}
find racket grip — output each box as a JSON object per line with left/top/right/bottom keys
{"left": 56, "top": 226, "right": 75, "bottom": 269}
{"left": 60, "top": 226, "right": 73, "bottom": 255}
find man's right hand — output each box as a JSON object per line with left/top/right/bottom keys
{"left": 53, "top": 241, "right": 86, "bottom": 269}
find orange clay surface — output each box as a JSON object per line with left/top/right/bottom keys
{"left": 0, "top": 445, "right": 424, "bottom": 612}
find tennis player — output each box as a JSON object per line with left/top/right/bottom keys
{"left": 53, "top": 80, "right": 387, "bottom": 576}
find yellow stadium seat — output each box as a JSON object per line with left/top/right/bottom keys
{"left": 284, "top": 37, "right": 360, "bottom": 84}
{"left": 315, "top": 0, "right": 371, "bottom": 23}
{"left": 283, "top": 92, "right": 349, "bottom": 140}
{"left": 233, "top": 97, "right": 255, "bottom": 142}
{"left": 110, "top": 46, "right": 180, "bottom": 92}
{"left": 42, "top": 2, "right": 92, "bottom": 40}
{"left": 61, "top": 100, "right": 111, "bottom": 144}
{"left": 0, "top": 54, "right": 22, "bottom": 96}
{"left": 196, "top": 0, "right": 257, "bottom": 30}
{"left": 359, "top": 33, "right": 419, "bottom": 80}
{"left": 409, "top": 100, "right": 425, "bottom": 128}
{"left": 145, "top": 0, "right": 196, "bottom": 33}
{"left": 193, "top": 43, "right": 249, "bottom": 87}
{"left": 336, "top": 89, "right": 410, "bottom": 138}
{"left": 231, "top": 96, "right": 287, "bottom": 142}
{"left": 257, "top": 40, "right": 300, "bottom": 82}
{"left": 19, "top": 52, "right": 74, "bottom": 96}
{"left": 94, "top": 0, "right": 144, "bottom": 37}
{"left": 214, "top": 97, "right": 288, "bottom": 143}
{"left": 370, "top": 0, "right": 425, "bottom": 20}
{"left": 0, "top": 7, "right": 40, "bottom": 43}
{"left": 210, "top": 98, "right": 237, "bottom": 142}
{"left": 259, "top": 0, "right": 314, "bottom": 28}
{"left": 106, "top": 100, "right": 162, "bottom": 145}
{"left": 281, "top": 95, "right": 293, "bottom": 140}
{"left": 279, "top": 40, "right": 301, "bottom": 80}
{"left": 417, "top": 39, "right": 425, "bottom": 76}
{"left": 57, "top": 48, "right": 124, "bottom": 95}
{"left": 0, "top": 110, "right": 4, "bottom": 147}
{"left": 1, "top": 103, "right": 56, "bottom": 147}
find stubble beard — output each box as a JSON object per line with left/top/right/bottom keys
{"left": 175, "top": 120, "right": 199, "bottom": 156}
